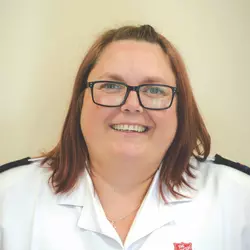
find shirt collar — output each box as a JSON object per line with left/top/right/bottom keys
{"left": 56, "top": 163, "right": 198, "bottom": 206}
{"left": 56, "top": 164, "right": 199, "bottom": 247}
{"left": 123, "top": 166, "right": 197, "bottom": 247}
{"left": 56, "top": 169, "right": 94, "bottom": 206}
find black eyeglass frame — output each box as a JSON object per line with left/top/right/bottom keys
{"left": 82, "top": 80, "right": 178, "bottom": 110}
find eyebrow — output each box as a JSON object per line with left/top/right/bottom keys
{"left": 97, "top": 73, "right": 170, "bottom": 85}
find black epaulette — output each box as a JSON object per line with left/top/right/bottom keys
{"left": 0, "top": 157, "right": 31, "bottom": 174}
{"left": 214, "top": 154, "right": 250, "bottom": 175}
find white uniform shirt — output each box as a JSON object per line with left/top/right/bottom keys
{"left": 0, "top": 158, "right": 250, "bottom": 250}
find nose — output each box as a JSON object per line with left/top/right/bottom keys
{"left": 120, "top": 91, "right": 143, "bottom": 113}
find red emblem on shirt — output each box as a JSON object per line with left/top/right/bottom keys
{"left": 173, "top": 242, "right": 192, "bottom": 250}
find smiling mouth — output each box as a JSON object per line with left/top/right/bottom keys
{"left": 110, "top": 124, "right": 149, "bottom": 133}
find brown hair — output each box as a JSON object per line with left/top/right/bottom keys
{"left": 41, "top": 24, "right": 211, "bottom": 199}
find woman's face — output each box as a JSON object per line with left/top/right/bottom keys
{"left": 81, "top": 40, "right": 177, "bottom": 166}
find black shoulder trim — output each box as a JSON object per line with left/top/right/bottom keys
{"left": 214, "top": 154, "right": 250, "bottom": 175}
{"left": 0, "top": 157, "right": 31, "bottom": 174}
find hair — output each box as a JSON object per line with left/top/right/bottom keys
{"left": 41, "top": 24, "right": 211, "bottom": 200}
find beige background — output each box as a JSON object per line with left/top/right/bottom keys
{"left": 1, "top": 0, "right": 249, "bottom": 165}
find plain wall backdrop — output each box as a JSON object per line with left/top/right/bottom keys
{"left": 1, "top": 0, "right": 250, "bottom": 165}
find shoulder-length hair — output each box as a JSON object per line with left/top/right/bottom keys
{"left": 42, "top": 24, "right": 210, "bottom": 200}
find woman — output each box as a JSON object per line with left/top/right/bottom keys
{"left": 0, "top": 25, "right": 249, "bottom": 250}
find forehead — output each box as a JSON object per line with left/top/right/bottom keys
{"left": 88, "top": 40, "right": 176, "bottom": 85}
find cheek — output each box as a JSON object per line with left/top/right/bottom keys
{"left": 80, "top": 92, "right": 113, "bottom": 136}
{"left": 166, "top": 98, "right": 178, "bottom": 128}
{"left": 81, "top": 92, "right": 99, "bottom": 137}
{"left": 152, "top": 103, "right": 178, "bottom": 139}
{"left": 162, "top": 111, "right": 177, "bottom": 133}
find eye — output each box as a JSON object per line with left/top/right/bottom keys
{"left": 95, "top": 82, "right": 127, "bottom": 93}
{"left": 147, "top": 87, "right": 164, "bottom": 94}
{"left": 141, "top": 85, "right": 168, "bottom": 96}
{"left": 100, "top": 82, "right": 122, "bottom": 89}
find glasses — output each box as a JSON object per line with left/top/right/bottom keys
{"left": 83, "top": 81, "right": 178, "bottom": 110}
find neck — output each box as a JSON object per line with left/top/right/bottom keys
{"left": 89, "top": 158, "right": 160, "bottom": 215}
{"left": 90, "top": 156, "right": 160, "bottom": 192}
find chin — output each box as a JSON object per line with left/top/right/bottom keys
{"left": 112, "top": 143, "right": 147, "bottom": 157}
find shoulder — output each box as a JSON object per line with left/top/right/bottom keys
{"left": 0, "top": 157, "right": 51, "bottom": 194}
{"left": 213, "top": 154, "right": 250, "bottom": 176}
{"left": 193, "top": 156, "right": 250, "bottom": 239}
{"left": 200, "top": 154, "right": 249, "bottom": 180}
{"left": 194, "top": 155, "right": 250, "bottom": 197}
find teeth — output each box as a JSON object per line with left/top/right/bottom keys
{"left": 112, "top": 124, "right": 147, "bottom": 133}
